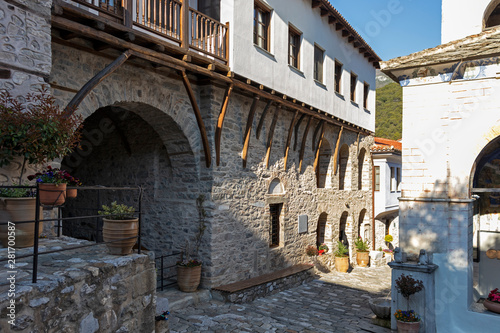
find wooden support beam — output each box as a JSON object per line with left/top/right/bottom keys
{"left": 312, "top": 120, "right": 324, "bottom": 151}
{"left": 348, "top": 36, "right": 355, "bottom": 43}
{"left": 312, "top": 0, "right": 321, "bottom": 8}
{"left": 256, "top": 100, "right": 272, "bottom": 140}
{"left": 180, "top": 71, "right": 212, "bottom": 168}
{"left": 356, "top": 132, "right": 361, "bottom": 155}
{"left": 299, "top": 116, "right": 313, "bottom": 172}
{"left": 182, "top": 55, "right": 192, "bottom": 62}
{"left": 342, "top": 29, "right": 350, "bottom": 37}
{"left": 336, "top": 23, "right": 344, "bottom": 31}
{"left": 353, "top": 41, "right": 361, "bottom": 48}
{"left": 60, "top": 31, "right": 78, "bottom": 40}
{"left": 284, "top": 110, "right": 300, "bottom": 170}
{"left": 92, "top": 20, "right": 105, "bottom": 31}
{"left": 64, "top": 49, "right": 132, "bottom": 116}
{"left": 359, "top": 47, "right": 366, "bottom": 53}
{"left": 312, "top": 122, "right": 326, "bottom": 171}
{"left": 265, "top": 106, "right": 280, "bottom": 168}
{"left": 364, "top": 52, "right": 371, "bottom": 58}
{"left": 368, "top": 57, "right": 375, "bottom": 62}
{"left": 246, "top": 79, "right": 252, "bottom": 84}
{"left": 93, "top": 41, "right": 111, "bottom": 51}
{"left": 215, "top": 83, "right": 233, "bottom": 166}
{"left": 207, "top": 64, "right": 215, "bottom": 71}
{"left": 333, "top": 126, "right": 344, "bottom": 176}
{"left": 242, "top": 96, "right": 260, "bottom": 168}
{"left": 293, "top": 113, "right": 306, "bottom": 151}
{"left": 153, "top": 44, "right": 165, "bottom": 52}
{"left": 320, "top": 8, "right": 328, "bottom": 16}
{"left": 123, "top": 32, "right": 135, "bottom": 42}
{"left": 328, "top": 16, "right": 336, "bottom": 24}
{"left": 180, "top": 0, "right": 189, "bottom": 49}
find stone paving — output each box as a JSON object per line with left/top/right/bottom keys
{"left": 168, "top": 266, "right": 392, "bottom": 333}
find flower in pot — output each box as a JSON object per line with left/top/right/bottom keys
{"left": 334, "top": 241, "right": 349, "bottom": 273}
{"left": 318, "top": 243, "right": 329, "bottom": 256}
{"left": 28, "top": 166, "right": 69, "bottom": 206}
{"left": 98, "top": 201, "right": 138, "bottom": 255}
{"left": 394, "top": 274, "right": 423, "bottom": 332}
{"left": 0, "top": 90, "right": 82, "bottom": 247}
{"left": 176, "top": 195, "right": 206, "bottom": 292}
{"left": 484, "top": 288, "right": 500, "bottom": 314}
{"left": 354, "top": 236, "right": 370, "bottom": 267}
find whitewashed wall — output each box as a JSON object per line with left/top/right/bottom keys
{"left": 373, "top": 154, "right": 401, "bottom": 216}
{"left": 221, "top": 0, "right": 376, "bottom": 131}
{"left": 441, "top": 0, "right": 492, "bottom": 43}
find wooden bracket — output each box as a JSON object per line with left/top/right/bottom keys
{"left": 293, "top": 113, "right": 306, "bottom": 151}
{"left": 242, "top": 96, "right": 260, "bottom": 168}
{"left": 255, "top": 100, "right": 272, "bottom": 140}
{"left": 313, "top": 122, "right": 326, "bottom": 171}
{"left": 180, "top": 70, "right": 212, "bottom": 168}
{"left": 64, "top": 49, "right": 133, "bottom": 116}
{"left": 312, "top": 120, "right": 324, "bottom": 151}
{"left": 215, "top": 83, "right": 233, "bottom": 166}
{"left": 284, "top": 111, "right": 300, "bottom": 170}
{"left": 299, "top": 116, "right": 313, "bottom": 172}
{"left": 333, "top": 126, "right": 344, "bottom": 176}
{"left": 265, "top": 105, "right": 280, "bottom": 168}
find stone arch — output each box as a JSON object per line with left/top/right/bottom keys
{"left": 339, "top": 144, "right": 351, "bottom": 190}
{"left": 61, "top": 102, "right": 201, "bottom": 257}
{"left": 269, "top": 177, "right": 284, "bottom": 194}
{"left": 317, "top": 212, "right": 328, "bottom": 247}
{"left": 357, "top": 147, "right": 369, "bottom": 190}
{"left": 484, "top": 0, "right": 500, "bottom": 29}
{"left": 317, "top": 139, "right": 333, "bottom": 188}
{"left": 357, "top": 208, "right": 369, "bottom": 242}
{"left": 339, "top": 211, "right": 349, "bottom": 247}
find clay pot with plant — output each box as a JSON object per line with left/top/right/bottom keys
{"left": 334, "top": 241, "right": 349, "bottom": 273}
{"left": 176, "top": 195, "right": 207, "bottom": 292}
{"left": 394, "top": 274, "right": 423, "bottom": 333}
{"left": 99, "top": 201, "right": 138, "bottom": 255}
{"left": 354, "top": 236, "right": 370, "bottom": 267}
{"left": 0, "top": 90, "right": 82, "bottom": 248}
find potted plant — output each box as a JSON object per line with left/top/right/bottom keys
{"left": 98, "top": 201, "right": 138, "bottom": 255}
{"left": 306, "top": 245, "right": 319, "bottom": 256}
{"left": 28, "top": 166, "right": 68, "bottom": 206}
{"left": 385, "top": 234, "right": 394, "bottom": 249}
{"left": 177, "top": 195, "right": 206, "bottom": 292}
{"left": 318, "top": 243, "right": 329, "bottom": 255}
{"left": 0, "top": 90, "right": 82, "bottom": 247}
{"left": 394, "top": 274, "right": 423, "bottom": 333}
{"left": 64, "top": 173, "right": 82, "bottom": 199}
{"left": 334, "top": 241, "right": 349, "bottom": 273}
{"left": 484, "top": 288, "right": 500, "bottom": 314}
{"left": 354, "top": 236, "right": 370, "bottom": 267}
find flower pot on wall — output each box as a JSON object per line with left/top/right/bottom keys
{"left": 0, "top": 197, "right": 43, "bottom": 248}
{"left": 356, "top": 251, "right": 370, "bottom": 267}
{"left": 66, "top": 187, "right": 77, "bottom": 199}
{"left": 335, "top": 256, "right": 349, "bottom": 273}
{"left": 396, "top": 320, "right": 420, "bottom": 333}
{"left": 39, "top": 183, "right": 66, "bottom": 206}
{"left": 484, "top": 299, "right": 500, "bottom": 314}
{"left": 177, "top": 265, "right": 202, "bottom": 292}
{"left": 102, "top": 217, "right": 138, "bottom": 255}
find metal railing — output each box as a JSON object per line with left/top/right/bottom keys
{"left": 0, "top": 184, "right": 143, "bottom": 283}
{"left": 156, "top": 251, "right": 182, "bottom": 290}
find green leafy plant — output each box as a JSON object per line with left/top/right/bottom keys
{"left": 354, "top": 236, "right": 370, "bottom": 252}
{"left": 0, "top": 186, "right": 33, "bottom": 198}
{"left": 0, "top": 89, "right": 82, "bottom": 186}
{"left": 385, "top": 234, "right": 394, "bottom": 243}
{"left": 318, "top": 243, "right": 329, "bottom": 253}
{"left": 334, "top": 241, "right": 348, "bottom": 257}
{"left": 306, "top": 245, "right": 319, "bottom": 256}
{"left": 394, "top": 273, "right": 423, "bottom": 322}
{"left": 98, "top": 201, "right": 136, "bottom": 220}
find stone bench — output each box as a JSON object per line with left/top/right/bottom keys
{"left": 211, "top": 263, "right": 315, "bottom": 303}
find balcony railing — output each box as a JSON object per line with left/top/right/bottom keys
{"left": 69, "top": 0, "right": 229, "bottom": 63}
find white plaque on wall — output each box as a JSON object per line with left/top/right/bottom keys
{"left": 298, "top": 215, "right": 308, "bottom": 234}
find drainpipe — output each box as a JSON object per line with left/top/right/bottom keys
{"left": 371, "top": 152, "right": 375, "bottom": 250}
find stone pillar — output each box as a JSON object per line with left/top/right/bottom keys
{"left": 389, "top": 261, "right": 438, "bottom": 333}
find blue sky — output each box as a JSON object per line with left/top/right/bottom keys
{"left": 333, "top": 0, "right": 442, "bottom": 61}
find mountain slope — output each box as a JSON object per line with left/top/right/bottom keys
{"left": 375, "top": 82, "right": 402, "bottom": 140}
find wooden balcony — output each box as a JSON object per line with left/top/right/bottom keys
{"left": 57, "top": 0, "right": 229, "bottom": 66}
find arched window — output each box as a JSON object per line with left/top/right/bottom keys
{"left": 317, "top": 213, "right": 328, "bottom": 247}
{"left": 317, "top": 140, "right": 333, "bottom": 188}
{"left": 268, "top": 178, "right": 284, "bottom": 194}
{"left": 339, "top": 212, "right": 349, "bottom": 246}
{"left": 484, "top": 0, "right": 500, "bottom": 29}
{"left": 358, "top": 148, "right": 367, "bottom": 190}
{"left": 339, "top": 144, "right": 350, "bottom": 190}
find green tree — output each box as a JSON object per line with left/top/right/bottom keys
{"left": 376, "top": 82, "right": 402, "bottom": 140}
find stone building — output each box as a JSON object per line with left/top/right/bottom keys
{"left": 371, "top": 137, "right": 401, "bottom": 251}
{"left": 0, "top": 0, "right": 379, "bottom": 291}
{"left": 381, "top": 0, "right": 500, "bottom": 331}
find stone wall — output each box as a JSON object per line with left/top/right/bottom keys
{"left": 0, "top": 237, "right": 156, "bottom": 332}
{"left": 46, "top": 33, "right": 373, "bottom": 290}
{"left": 0, "top": 0, "right": 52, "bottom": 185}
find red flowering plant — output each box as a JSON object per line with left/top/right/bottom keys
{"left": 488, "top": 288, "right": 500, "bottom": 303}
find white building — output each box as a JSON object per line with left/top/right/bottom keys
{"left": 371, "top": 137, "right": 401, "bottom": 250}
{"left": 381, "top": 0, "right": 500, "bottom": 332}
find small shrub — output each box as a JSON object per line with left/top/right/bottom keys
{"left": 306, "top": 245, "right": 319, "bottom": 256}
{"left": 385, "top": 234, "right": 393, "bottom": 243}
{"left": 98, "top": 201, "right": 136, "bottom": 220}
{"left": 354, "top": 237, "right": 370, "bottom": 252}
{"left": 334, "top": 241, "right": 348, "bottom": 257}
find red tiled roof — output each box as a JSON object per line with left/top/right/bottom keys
{"left": 371, "top": 137, "right": 402, "bottom": 152}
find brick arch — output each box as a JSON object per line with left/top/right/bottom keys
{"left": 484, "top": 0, "right": 500, "bottom": 29}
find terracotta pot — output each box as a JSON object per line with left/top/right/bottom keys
{"left": 335, "top": 256, "right": 349, "bottom": 273}
{"left": 357, "top": 251, "right": 370, "bottom": 267}
{"left": 39, "top": 183, "right": 66, "bottom": 206}
{"left": 66, "top": 188, "right": 77, "bottom": 199}
{"left": 484, "top": 299, "right": 500, "bottom": 314}
{"left": 177, "top": 265, "right": 202, "bottom": 292}
{"left": 396, "top": 320, "right": 420, "bottom": 333}
{"left": 102, "top": 217, "right": 138, "bottom": 255}
{"left": 0, "top": 197, "right": 43, "bottom": 248}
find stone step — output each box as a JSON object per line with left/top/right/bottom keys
{"left": 156, "top": 288, "right": 212, "bottom": 312}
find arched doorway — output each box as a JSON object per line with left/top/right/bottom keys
{"left": 339, "top": 211, "right": 349, "bottom": 249}
{"left": 317, "top": 212, "right": 328, "bottom": 247}
{"left": 470, "top": 134, "right": 500, "bottom": 299}
{"left": 357, "top": 209, "right": 369, "bottom": 242}
{"left": 62, "top": 103, "right": 200, "bottom": 257}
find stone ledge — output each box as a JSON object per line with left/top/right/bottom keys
{"left": 212, "top": 264, "right": 315, "bottom": 303}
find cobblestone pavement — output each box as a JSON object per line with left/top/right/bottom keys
{"left": 168, "top": 266, "right": 392, "bottom": 333}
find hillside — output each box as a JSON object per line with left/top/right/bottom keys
{"left": 375, "top": 82, "right": 402, "bottom": 140}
